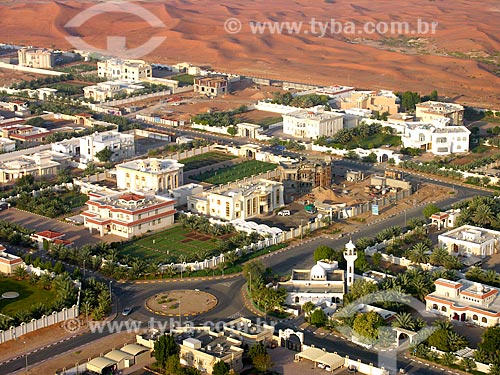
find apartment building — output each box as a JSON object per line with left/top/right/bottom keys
{"left": 438, "top": 225, "right": 500, "bottom": 258}
{"left": 282, "top": 110, "right": 344, "bottom": 140}
{"left": 339, "top": 90, "right": 400, "bottom": 115}
{"left": 416, "top": 101, "right": 464, "bottom": 125}
{"left": 116, "top": 158, "right": 184, "bottom": 194}
{"left": 194, "top": 76, "right": 229, "bottom": 97}
{"left": 79, "top": 131, "right": 135, "bottom": 164}
{"left": 83, "top": 81, "right": 144, "bottom": 102}
{"left": 82, "top": 192, "right": 175, "bottom": 238}
{"left": 188, "top": 179, "right": 284, "bottom": 221}
{"left": 18, "top": 48, "right": 54, "bottom": 69}
{"left": 172, "top": 327, "right": 244, "bottom": 375}
{"left": 425, "top": 278, "right": 500, "bottom": 327}
{"left": 400, "top": 119, "right": 470, "bottom": 155}
{"left": 278, "top": 160, "right": 332, "bottom": 201}
{"left": 97, "top": 59, "right": 152, "bottom": 82}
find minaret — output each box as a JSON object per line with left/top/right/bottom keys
{"left": 343, "top": 239, "right": 358, "bottom": 291}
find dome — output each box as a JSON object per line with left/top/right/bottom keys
{"left": 310, "top": 263, "right": 327, "bottom": 280}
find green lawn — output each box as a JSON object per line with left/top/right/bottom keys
{"left": 60, "top": 190, "right": 89, "bottom": 209}
{"left": 355, "top": 133, "right": 402, "bottom": 149}
{"left": 118, "top": 226, "right": 220, "bottom": 263}
{"left": 0, "top": 276, "right": 57, "bottom": 317}
{"left": 171, "top": 74, "right": 195, "bottom": 86}
{"left": 180, "top": 152, "right": 237, "bottom": 172}
{"left": 191, "top": 160, "right": 276, "bottom": 185}
{"left": 257, "top": 116, "right": 282, "bottom": 127}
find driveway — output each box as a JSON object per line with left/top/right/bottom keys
{"left": 0, "top": 208, "right": 121, "bottom": 247}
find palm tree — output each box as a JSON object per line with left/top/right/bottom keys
{"left": 392, "top": 312, "right": 415, "bottom": 330}
{"left": 483, "top": 269, "right": 499, "bottom": 285}
{"left": 460, "top": 357, "right": 476, "bottom": 373}
{"left": 408, "top": 243, "right": 430, "bottom": 264}
{"left": 441, "top": 352, "right": 457, "bottom": 367}
{"left": 429, "top": 246, "right": 449, "bottom": 266}
{"left": 433, "top": 319, "right": 453, "bottom": 332}
{"left": 472, "top": 204, "right": 495, "bottom": 227}
{"left": 13, "top": 266, "right": 28, "bottom": 280}
{"left": 465, "top": 267, "right": 484, "bottom": 282}
{"left": 223, "top": 251, "right": 239, "bottom": 267}
{"left": 447, "top": 331, "right": 469, "bottom": 351}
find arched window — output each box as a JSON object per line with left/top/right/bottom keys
{"left": 472, "top": 315, "right": 478, "bottom": 321}
{"left": 441, "top": 306, "right": 447, "bottom": 312}
{"left": 432, "top": 304, "right": 438, "bottom": 310}
{"left": 482, "top": 317, "right": 487, "bottom": 323}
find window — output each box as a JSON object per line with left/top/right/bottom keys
{"left": 472, "top": 315, "right": 478, "bottom": 321}
{"left": 226, "top": 202, "right": 230, "bottom": 217}
{"left": 482, "top": 317, "right": 487, "bottom": 323}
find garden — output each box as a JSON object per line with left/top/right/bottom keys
{"left": 190, "top": 160, "right": 276, "bottom": 185}
{"left": 180, "top": 152, "right": 237, "bottom": 172}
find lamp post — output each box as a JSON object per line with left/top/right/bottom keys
{"left": 178, "top": 298, "right": 182, "bottom": 327}
{"left": 108, "top": 281, "right": 113, "bottom": 302}
{"left": 82, "top": 259, "right": 86, "bottom": 278}
{"left": 23, "top": 340, "right": 28, "bottom": 374}
{"left": 300, "top": 219, "right": 304, "bottom": 240}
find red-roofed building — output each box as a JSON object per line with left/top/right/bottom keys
{"left": 0, "top": 245, "right": 25, "bottom": 274}
{"left": 82, "top": 192, "right": 175, "bottom": 238}
{"left": 32, "top": 230, "right": 72, "bottom": 250}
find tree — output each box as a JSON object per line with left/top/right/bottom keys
{"left": 441, "top": 352, "right": 457, "bottom": 367}
{"left": 344, "top": 279, "right": 378, "bottom": 303}
{"left": 427, "top": 329, "right": 451, "bottom": 351}
{"left": 249, "top": 343, "right": 267, "bottom": 361}
{"left": 302, "top": 301, "right": 315, "bottom": 317}
{"left": 95, "top": 147, "right": 113, "bottom": 163}
{"left": 408, "top": 243, "right": 430, "bottom": 264}
{"left": 400, "top": 91, "right": 420, "bottom": 112}
{"left": 353, "top": 311, "right": 385, "bottom": 340}
{"left": 391, "top": 312, "right": 415, "bottom": 331}
{"left": 313, "top": 245, "right": 334, "bottom": 262}
{"left": 212, "top": 360, "right": 230, "bottom": 375}
{"left": 476, "top": 326, "right": 500, "bottom": 365}
{"left": 460, "top": 357, "right": 476, "bottom": 372}
{"left": 372, "top": 252, "right": 382, "bottom": 268}
{"left": 153, "top": 334, "right": 179, "bottom": 368}
{"left": 227, "top": 126, "right": 237, "bottom": 136}
{"left": 423, "top": 203, "right": 440, "bottom": 218}
{"left": 309, "top": 309, "right": 327, "bottom": 327}
{"left": 253, "top": 353, "right": 273, "bottom": 372}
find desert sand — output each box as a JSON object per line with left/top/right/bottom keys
{"left": 0, "top": 0, "right": 499, "bottom": 107}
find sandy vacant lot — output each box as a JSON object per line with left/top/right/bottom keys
{"left": 0, "top": 0, "right": 499, "bottom": 107}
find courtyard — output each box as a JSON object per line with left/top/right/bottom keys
{"left": 190, "top": 160, "right": 276, "bottom": 185}
{"left": 180, "top": 151, "right": 237, "bottom": 172}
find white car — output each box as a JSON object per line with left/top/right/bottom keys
{"left": 278, "top": 210, "right": 291, "bottom": 216}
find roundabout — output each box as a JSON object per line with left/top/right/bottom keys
{"left": 145, "top": 289, "right": 218, "bottom": 317}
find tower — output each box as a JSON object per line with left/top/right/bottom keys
{"left": 343, "top": 239, "right": 358, "bottom": 291}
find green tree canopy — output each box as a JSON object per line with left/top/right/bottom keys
{"left": 212, "top": 360, "right": 230, "bottom": 375}
{"left": 423, "top": 203, "right": 441, "bottom": 218}
{"left": 313, "top": 245, "right": 334, "bottom": 262}
{"left": 95, "top": 146, "right": 113, "bottom": 163}
{"left": 353, "top": 311, "right": 385, "bottom": 340}
{"left": 154, "top": 334, "right": 179, "bottom": 368}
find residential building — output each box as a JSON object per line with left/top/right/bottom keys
{"left": 223, "top": 317, "right": 275, "bottom": 346}
{"left": 400, "top": 119, "right": 470, "bottom": 155}
{"left": 0, "top": 246, "right": 24, "bottom": 274}
{"left": 83, "top": 81, "right": 145, "bottom": 102}
{"left": 438, "top": 225, "right": 500, "bottom": 258}
{"left": 51, "top": 137, "right": 81, "bottom": 157}
{"left": 82, "top": 192, "right": 175, "bottom": 238}
{"left": 282, "top": 110, "right": 343, "bottom": 139}
{"left": 168, "top": 183, "right": 203, "bottom": 207}
{"left": 425, "top": 278, "right": 500, "bottom": 327}
{"left": 187, "top": 179, "right": 284, "bottom": 221}
{"left": 18, "top": 48, "right": 54, "bottom": 69}
{"left": 0, "top": 137, "right": 15, "bottom": 153}
{"left": 278, "top": 260, "right": 345, "bottom": 306}
{"left": 0, "top": 149, "right": 69, "bottom": 183}
{"left": 339, "top": 90, "right": 400, "bottom": 115}
{"left": 278, "top": 160, "right": 332, "bottom": 202}
{"left": 97, "top": 59, "right": 152, "bottom": 81}
{"left": 2, "top": 124, "right": 52, "bottom": 145}
{"left": 315, "top": 85, "right": 355, "bottom": 100}
{"left": 79, "top": 131, "right": 135, "bottom": 164}
{"left": 416, "top": 101, "right": 464, "bottom": 125}
{"left": 194, "top": 76, "right": 229, "bottom": 97}
{"left": 172, "top": 327, "right": 244, "bottom": 374}
{"left": 116, "top": 158, "right": 184, "bottom": 194}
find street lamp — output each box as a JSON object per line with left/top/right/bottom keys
{"left": 109, "top": 281, "right": 113, "bottom": 301}
{"left": 300, "top": 219, "right": 304, "bottom": 240}
{"left": 23, "top": 340, "right": 28, "bottom": 374}
{"left": 178, "top": 298, "right": 182, "bottom": 327}
{"left": 82, "top": 259, "right": 86, "bottom": 278}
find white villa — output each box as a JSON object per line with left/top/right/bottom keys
{"left": 282, "top": 109, "right": 344, "bottom": 139}
{"left": 426, "top": 278, "right": 500, "bottom": 327}
{"left": 438, "top": 225, "right": 500, "bottom": 258}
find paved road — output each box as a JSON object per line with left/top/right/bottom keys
{"left": 1, "top": 136, "right": 493, "bottom": 374}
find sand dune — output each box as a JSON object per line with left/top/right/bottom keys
{"left": 0, "top": 0, "right": 499, "bottom": 107}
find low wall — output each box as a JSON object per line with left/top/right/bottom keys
{"left": 254, "top": 101, "right": 301, "bottom": 114}
{"left": 0, "top": 305, "right": 79, "bottom": 344}
{"left": 104, "top": 90, "right": 171, "bottom": 107}
{"left": 191, "top": 122, "right": 231, "bottom": 135}
{"left": 0, "top": 62, "right": 64, "bottom": 76}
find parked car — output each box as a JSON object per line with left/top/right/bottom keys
{"left": 278, "top": 210, "right": 291, "bottom": 216}
{"left": 122, "top": 307, "right": 132, "bottom": 316}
